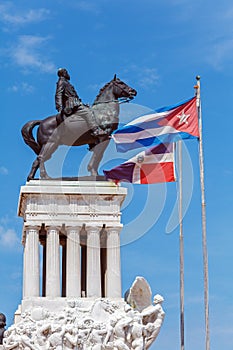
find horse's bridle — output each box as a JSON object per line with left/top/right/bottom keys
{"left": 93, "top": 98, "right": 131, "bottom": 106}
{"left": 92, "top": 80, "right": 135, "bottom": 106}
{"left": 111, "top": 80, "right": 135, "bottom": 101}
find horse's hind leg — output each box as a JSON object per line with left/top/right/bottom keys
{"left": 27, "top": 158, "right": 40, "bottom": 181}
{"left": 38, "top": 141, "right": 59, "bottom": 179}
{"left": 87, "top": 138, "right": 110, "bottom": 176}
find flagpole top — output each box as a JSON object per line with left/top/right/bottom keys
{"left": 195, "top": 76, "right": 201, "bottom": 106}
{"left": 194, "top": 75, "right": 201, "bottom": 93}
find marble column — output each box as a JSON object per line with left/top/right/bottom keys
{"left": 66, "top": 226, "right": 81, "bottom": 297}
{"left": 86, "top": 226, "right": 101, "bottom": 297}
{"left": 46, "top": 226, "right": 60, "bottom": 297}
{"left": 23, "top": 226, "right": 40, "bottom": 298}
{"left": 106, "top": 227, "right": 122, "bottom": 298}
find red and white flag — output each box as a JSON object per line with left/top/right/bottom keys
{"left": 104, "top": 143, "right": 176, "bottom": 184}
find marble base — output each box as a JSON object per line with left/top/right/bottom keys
{"left": 4, "top": 279, "right": 165, "bottom": 350}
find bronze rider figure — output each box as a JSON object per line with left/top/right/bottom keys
{"left": 55, "top": 68, "right": 106, "bottom": 136}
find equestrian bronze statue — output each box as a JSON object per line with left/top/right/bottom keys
{"left": 21, "top": 73, "right": 137, "bottom": 180}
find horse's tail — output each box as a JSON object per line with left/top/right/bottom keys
{"left": 21, "top": 120, "right": 41, "bottom": 155}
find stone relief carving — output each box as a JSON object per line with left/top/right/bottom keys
{"left": 124, "top": 276, "right": 152, "bottom": 312}
{"left": 3, "top": 278, "right": 164, "bottom": 349}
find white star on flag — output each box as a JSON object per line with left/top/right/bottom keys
{"left": 177, "top": 111, "right": 190, "bottom": 125}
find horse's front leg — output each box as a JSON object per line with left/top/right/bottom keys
{"left": 87, "top": 138, "right": 110, "bottom": 176}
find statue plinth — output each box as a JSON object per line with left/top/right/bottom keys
{"left": 3, "top": 180, "right": 165, "bottom": 349}
{"left": 18, "top": 179, "right": 126, "bottom": 232}
{"left": 18, "top": 180, "right": 126, "bottom": 300}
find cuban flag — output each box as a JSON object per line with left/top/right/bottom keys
{"left": 104, "top": 143, "right": 175, "bottom": 184}
{"left": 112, "top": 96, "right": 199, "bottom": 152}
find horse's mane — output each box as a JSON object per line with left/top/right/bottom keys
{"left": 93, "top": 80, "right": 113, "bottom": 103}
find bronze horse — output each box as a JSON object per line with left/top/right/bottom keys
{"left": 22, "top": 75, "right": 137, "bottom": 180}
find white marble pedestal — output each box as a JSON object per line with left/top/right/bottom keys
{"left": 2, "top": 180, "right": 165, "bottom": 349}
{"left": 18, "top": 180, "right": 127, "bottom": 301}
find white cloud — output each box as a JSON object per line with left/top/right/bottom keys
{"left": 124, "top": 65, "right": 159, "bottom": 89}
{"left": 8, "top": 82, "right": 35, "bottom": 94}
{"left": 73, "top": 1, "right": 101, "bottom": 14}
{"left": 0, "top": 166, "right": 8, "bottom": 175}
{"left": 9, "top": 35, "right": 56, "bottom": 73}
{"left": 0, "top": 226, "right": 20, "bottom": 249}
{"left": 205, "top": 38, "right": 233, "bottom": 70}
{"left": 0, "top": 3, "right": 50, "bottom": 26}
{"left": 137, "top": 68, "right": 159, "bottom": 89}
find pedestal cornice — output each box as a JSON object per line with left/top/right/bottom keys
{"left": 18, "top": 180, "right": 127, "bottom": 228}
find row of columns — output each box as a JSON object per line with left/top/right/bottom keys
{"left": 23, "top": 225, "right": 122, "bottom": 299}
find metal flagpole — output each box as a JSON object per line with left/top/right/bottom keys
{"left": 178, "top": 141, "right": 185, "bottom": 350}
{"left": 195, "top": 76, "right": 210, "bottom": 350}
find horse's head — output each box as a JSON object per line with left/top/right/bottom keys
{"left": 111, "top": 74, "right": 137, "bottom": 101}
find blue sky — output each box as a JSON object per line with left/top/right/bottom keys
{"left": 0, "top": 0, "right": 233, "bottom": 349}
